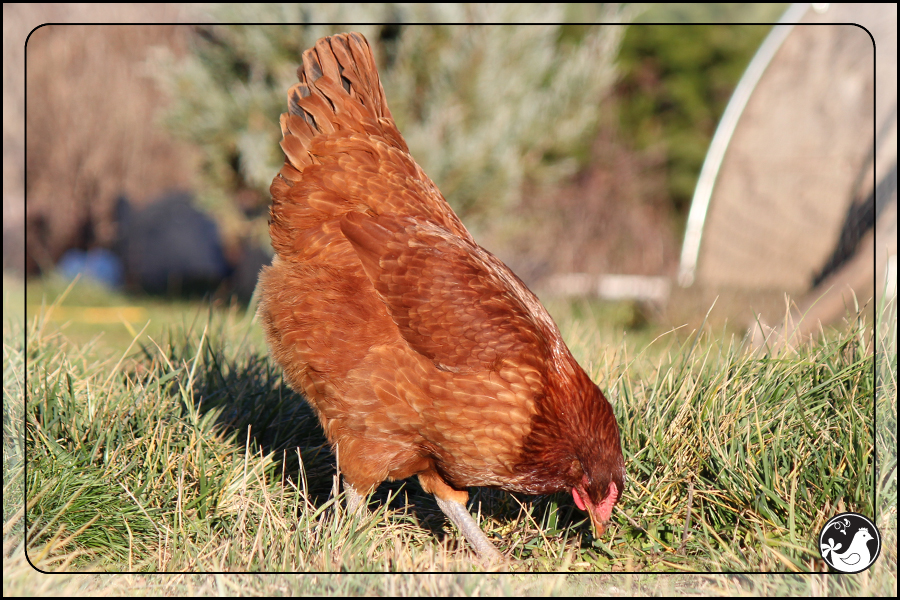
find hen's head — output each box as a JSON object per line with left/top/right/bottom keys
{"left": 518, "top": 356, "right": 626, "bottom": 537}
{"left": 548, "top": 375, "right": 625, "bottom": 536}
{"left": 570, "top": 394, "right": 625, "bottom": 536}
{"left": 571, "top": 471, "right": 622, "bottom": 537}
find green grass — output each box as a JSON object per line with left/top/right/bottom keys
{"left": 22, "top": 274, "right": 270, "bottom": 358}
{"left": 4, "top": 276, "right": 896, "bottom": 595}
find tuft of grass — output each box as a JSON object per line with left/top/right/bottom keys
{"left": 5, "top": 278, "right": 895, "bottom": 593}
{"left": 605, "top": 315, "right": 876, "bottom": 571}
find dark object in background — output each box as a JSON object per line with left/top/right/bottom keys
{"left": 57, "top": 247, "right": 124, "bottom": 289}
{"left": 115, "top": 191, "right": 230, "bottom": 296}
{"left": 813, "top": 160, "right": 897, "bottom": 287}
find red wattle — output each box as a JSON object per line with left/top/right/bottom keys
{"left": 597, "top": 482, "right": 619, "bottom": 521}
{"left": 571, "top": 487, "right": 587, "bottom": 511}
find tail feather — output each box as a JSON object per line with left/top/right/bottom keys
{"left": 278, "top": 32, "right": 406, "bottom": 181}
{"left": 269, "top": 32, "right": 472, "bottom": 261}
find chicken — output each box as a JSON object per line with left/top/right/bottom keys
{"left": 257, "top": 32, "right": 625, "bottom": 562}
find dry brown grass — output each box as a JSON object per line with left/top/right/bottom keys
{"left": 18, "top": 10, "right": 201, "bottom": 274}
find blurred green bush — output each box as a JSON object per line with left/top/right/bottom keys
{"left": 617, "top": 4, "right": 787, "bottom": 216}
{"left": 155, "top": 5, "right": 787, "bottom": 283}
{"left": 156, "top": 6, "right": 628, "bottom": 250}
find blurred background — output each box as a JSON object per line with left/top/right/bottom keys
{"left": 6, "top": 3, "right": 895, "bottom": 346}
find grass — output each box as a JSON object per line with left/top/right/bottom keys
{"left": 4, "top": 275, "right": 896, "bottom": 595}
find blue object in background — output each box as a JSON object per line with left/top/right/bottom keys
{"left": 57, "top": 248, "right": 124, "bottom": 289}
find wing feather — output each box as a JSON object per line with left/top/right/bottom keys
{"left": 340, "top": 211, "right": 554, "bottom": 377}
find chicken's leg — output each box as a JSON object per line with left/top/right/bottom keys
{"left": 434, "top": 496, "right": 503, "bottom": 563}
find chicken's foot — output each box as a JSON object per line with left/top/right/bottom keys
{"left": 343, "top": 478, "right": 367, "bottom": 515}
{"left": 434, "top": 495, "right": 503, "bottom": 564}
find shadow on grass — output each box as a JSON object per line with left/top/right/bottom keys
{"left": 152, "top": 314, "right": 598, "bottom": 555}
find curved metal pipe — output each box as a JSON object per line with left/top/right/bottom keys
{"left": 677, "top": 3, "right": 813, "bottom": 287}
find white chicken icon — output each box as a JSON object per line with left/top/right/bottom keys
{"left": 821, "top": 527, "right": 874, "bottom": 572}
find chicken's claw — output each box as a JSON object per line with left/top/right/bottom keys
{"left": 343, "top": 478, "right": 367, "bottom": 515}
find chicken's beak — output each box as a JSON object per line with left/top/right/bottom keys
{"left": 572, "top": 486, "right": 608, "bottom": 538}
{"left": 587, "top": 507, "right": 606, "bottom": 538}
{"left": 572, "top": 481, "right": 618, "bottom": 539}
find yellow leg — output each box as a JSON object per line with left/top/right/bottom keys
{"left": 419, "top": 471, "right": 503, "bottom": 564}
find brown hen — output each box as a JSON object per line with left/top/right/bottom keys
{"left": 257, "top": 32, "right": 625, "bottom": 562}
